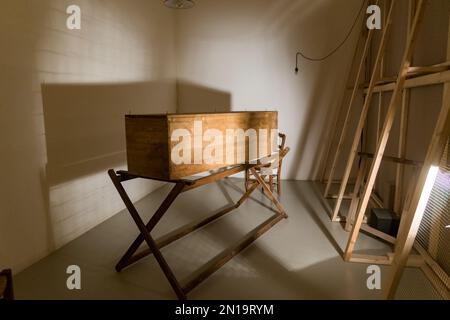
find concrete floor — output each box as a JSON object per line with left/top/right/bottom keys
{"left": 14, "top": 179, "right": 440, "bottom": 299}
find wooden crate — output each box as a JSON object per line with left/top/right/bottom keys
{"left": 125, "top": 111, "right": 278, "bottom": 180}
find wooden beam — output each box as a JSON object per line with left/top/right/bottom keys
{"left": 360, "top": 224, "right": 396, "bottom": 244}
{"left": 345, "top": 158, "right": 367, "bottom": 231}
{"left": 120, "top": 204, "right": 240, "bottom": 270}
{"left": 182, "top": 213, "right": 284, "bottom": 294}
{"left": 366, "top": 68, "right": 450, "bottom": 93}
{"left": 323, "top": 5, "right": 378, "bottom": 197}
{"left": 326, "top": 194, "right": 353, "bottom": 200}
{"left": 414, "top": 243, "right": 450, "bottom": 291}
{"left": 407, "top": 61, "right": 450, "bottom": 76}
{"left": 349, "top": 253, "right": 423, "bottom": 267}
{"left": 345, "top": 0, "right": 427, "bottom": 261}
{"left": 394, "top": 90, "right": 410, "bottom": 213}
{"left": 420, "top": 264, "right": 450, "bottom": 300}
{"left": 321, "top": 22, "right": 368, "bottom": 183}
{"left": 358, "top": 152, "right": 422, "bottom": 166}
{"left": 394, "top": 0, "right": 414, "bottom": 215}
{"left": 331, "top": 0, "right": 396, "bottom": 221}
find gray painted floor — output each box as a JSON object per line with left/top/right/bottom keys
{"left": 14, "top": 179, "right": 440, "bottom": 299}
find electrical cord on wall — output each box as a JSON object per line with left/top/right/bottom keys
{"left": 295, "top": 0, "right": 368, "bottom": 74}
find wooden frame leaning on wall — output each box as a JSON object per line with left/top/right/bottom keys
{"left": 320, "top": 0, "right": 450, "bottom": 299}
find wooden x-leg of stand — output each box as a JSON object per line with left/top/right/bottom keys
{"left": 108, "top": 164, "right": 287, "bottom": 300}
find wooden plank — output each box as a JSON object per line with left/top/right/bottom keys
{"left": 182, "top": 165, "right": 248, "bottom": 192}
{"left": 331, "top": 0, "right": 396, "bottom": 221}
{"left": 350, "top": 253, "right": 423, "bottom": 267}
{"left": 345, "top": 158, "right": 367, "bottom": 231}
{"left": 394, "top": 89, "right": 410, "bottom": 213}
{"left": 353, "top": 62, "right": 450, "bottom": 91}
{"left": 394, "top": 0, "right": 414, "bottom": 215}
{"left": 321, "top": 22, "right": 368, "bottom": 183}
{"left": 120, "top": 182, "right": 262, "bottom": 270}
{"left": 250, "top": 168, "right": 288, "bottom": 217}
{"left": 121, "top": 204, "right": 239, "bottom": 270}
{"left": 323, "top": 7, "right": 377, "bottom": 196}
{"left": 420, "top": 264, "right": 450, "bottom": 300}
{"left": 371, "top": 192, "right": 384, "bottom": 208}
{"left": 385, "top": 7, "right": 450, "bottom": 299}
{"left": 367, "top": 69, "right": 450, "bottom": 93}
{"left": 407, "top": 61, "right": 450, "bottom": 75}
{"left": 344, "top": 0, "right": 427, "bottom": 261}
{"left": 376, "top": 0, "right": 388, "bottom": 144}
{"left": 358, "top": 152, "right": 422, "bottom": 166}
{"left": 182, "top": 213, "right": 284, "bottom": 294}
{"left": 349, "top": 254, "right": 391, "bottom": 264}
{"left": 415, "top": 243, "right": 450, "bottom": 291}
{"left": 326, "top": 194, "right": 353, "bottom": 200}
{"left": 108, "top": 170, "right": 186, "bottom": 299}
{"left": 360, "top": 224, "right": 396, "bottom": 244}
{"left": 114, "top": 179, "right": 186, "bottom": 272}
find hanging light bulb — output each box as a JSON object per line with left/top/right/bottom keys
{"left": 164, "top": 0, "right": 195, "bottom": 9}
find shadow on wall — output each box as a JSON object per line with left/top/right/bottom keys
{"left": 42, "top": 81, "right": 232, "bottom": 186}
{"left": 177, "top": 80, "right": 232, "bottom": 113}
{"left": 40, "top": 81, "right": 232, "bottom": 249}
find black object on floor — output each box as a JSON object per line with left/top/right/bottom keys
{"left": 368, "top": 208, "right": 400, "bottom": 237}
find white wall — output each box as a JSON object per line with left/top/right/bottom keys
{"left": 0, "top": 0, "right": 177, "bottom": 273}
{"left": 175, "top": 0, "right": 364, "bottom": 180}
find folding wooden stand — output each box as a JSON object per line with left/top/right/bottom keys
{"left": 108, "top": 163, "right": 288, "bottom": 300}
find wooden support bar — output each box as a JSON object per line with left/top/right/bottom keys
{"left": 344, "top": 0, "right": 427, "bottom": 261}
{"left": 414, "top": 243, "right": 450, "bottom": 291}
{"left": 358, "top": 152, "right": 422, "bottom": 166}
{"left": 120, "top": 204, "right": 239, "bottom": 270}
{"left": 356, "top": 61, "right": 450, "bottom": 91}
{"left": 349, "top": 253, "right": 423, "bottom": 267}
{"left": 323, "top": 7, "right": 377, "bottom": 196}
{"left": 349, "top": 254, "right": 391, "bottom": 265}
{"left": 394, "top": 1, "right": 414, "bottom": 215}
{"left": 360, "top": 224, "right": 396, "bottom": 244}
{"left": 182, "top": 165, "right": 248, "bottom": 192}
{"left": 345, "top": 158, "right": 367, "bottom": 231}
{"left": 370, "top": 193, "right": 384, "bottom": 208}
{"left": 321, "top": 23, "right": 368, "bottom": 183}
{"left": 420, "top": 264, "right": 450, "bottom": 300}
{"left": 325, "top": 194, "right": 353, "bottom": 200}
{"left": 394, "top": 89, "right": 410, "bottom": 214}
{"left": 108, "top": 170, "right": 186, "bottom": 300}
{"left": 250, "top": 168, "right": 288, "bottom": 217}
{"left": 119, "top": 182, "right": 261, "bottom": 270}
{"left": 407, "top": 61, "right": 450, "bottom": 75}
{"left": 332, "top": 0, "right": 397, "bottom": 222}
{"left": 366, "top": 69, "right": 450, "bottom": 93}
{"left": 114, "top": 179, "right": 186, "bottom": 272}
{"left": 182, "top": 213, "right": 284, "bottom": 294}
